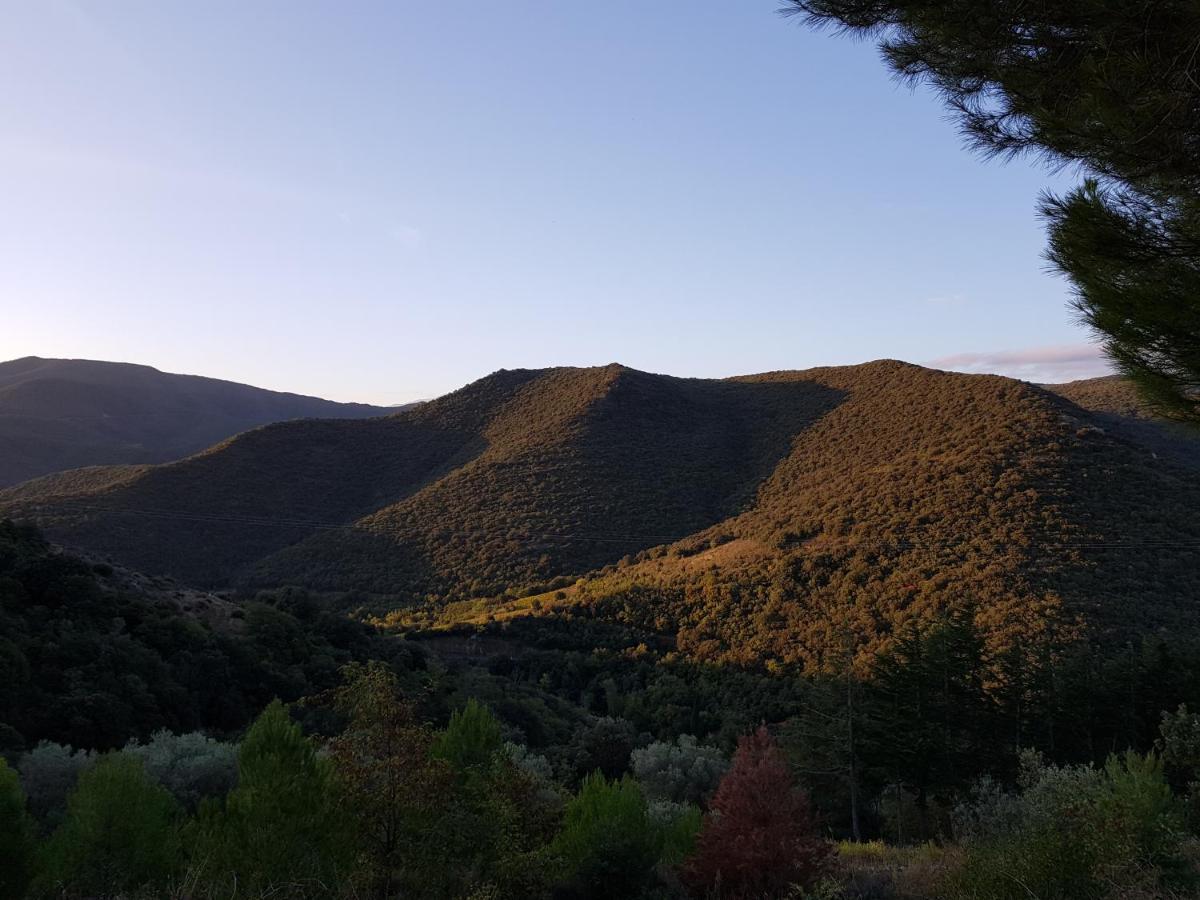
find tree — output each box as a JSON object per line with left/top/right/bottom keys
{"left": 192, "top": 700, "right": 350, "bottom": 897}
{"left": 553, "top": 772, "right": 662, "bottom": 899}
{"left": 39, "top": 753, "right": 182, "bottom": 896}
{"left": 784, "top": 0, "right": 1200, "bottom": 419}
{"left": 861, "top": 612, "right": 993, "bottom": 839}
{"left": 682, "top": 727, "right": 830, "bottom": 899}
{"left": 325, "top": 662, "right": 452, "bottom": 897}
{"left": 0, "top": 757, "right": 35, "bottom": 900}
{"left": 433, "top": 697, "right": 505, "bottom": 772}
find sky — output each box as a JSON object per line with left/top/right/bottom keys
{"left": 0, "top": 1, "right": 1112, "bottom": 405}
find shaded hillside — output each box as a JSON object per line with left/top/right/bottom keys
{"left": 0, "top": 520, "right": 410, "bottom": 753}
{"left": 0, "top": 356, "right": 391, "bottom": 486}
{"left": 1045, "top": 375, "right": 1200, "bottom": 471}
{"left": 3, "top": 362, "right": 1199, "bottom": 668}
{"left": 1, "top": 365, "right": 840, "bottom": 590}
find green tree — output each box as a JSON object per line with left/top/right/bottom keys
{"left": 553, "top": 772, "right": 661, "bottom": 899}
{"left": 784, "top": 0, "right": 1200, "bottom": 418}
{"left": 191, "top": 700, "right": 350, "bottom": 897}
{"left": 433, "top": 698, "right": 505, "bottom": 772}
{"left": 38, "top": 753, "right": 181, "bottom": 896}
{"left": 0, "top": 757, "right": 35, "bottom": 900}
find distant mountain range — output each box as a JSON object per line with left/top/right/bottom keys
{"left": 4, "top": 359, "right": 1197, "bottom": 667}
{"left": 0, "top": 357, "right": 393, "bottom": 486}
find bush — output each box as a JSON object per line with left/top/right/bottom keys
{"left": 945, "top": 750, "right": 1190, "bottom": 900}
{"left": 17, "top": 742, "right": 94, "bottom": 826}
{"left": 38, "top": 753, "right": 182, "bottom": 896}
{"left": 123, "top": 729, "right": 236, "bottom": 810}
{"left": 631, "top": 734, "right": 727, "bottom": 806}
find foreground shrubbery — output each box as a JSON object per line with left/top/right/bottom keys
{"left": 6, "top": 683, "right": 1200, "bottom": 898}
{"left": 0, "top": 663, "right": 831, "bottom": 899}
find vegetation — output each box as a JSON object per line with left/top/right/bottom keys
{"left": 681, "top": 727, "right": 831, "bottom": 898}
{"left": 5, "top": 363, "right": 1198, "bottom": 669}
{"left": 0, "top": 519, "right": 418, "bottom": 754}
{"left": 1, "top": 365, "right": 1199, "bottom": 897}
{"left": 783, "top": 1, "right": 1200, "bottom": 419}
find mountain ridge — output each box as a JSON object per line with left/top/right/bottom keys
{"left": 0, "top": 356, "right": 393, "bottom": 486}
{"left": 3, "top": 359, "right": 1197, "bottom": 668}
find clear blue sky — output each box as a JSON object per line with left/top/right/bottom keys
{"left": 1, "top": 1, "right": 1109, "bottom": 404}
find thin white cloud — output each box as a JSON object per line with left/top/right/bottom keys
{"left": 928, "top": 343, "right": 1114, "bottom": 384}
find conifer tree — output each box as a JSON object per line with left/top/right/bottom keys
{"left": 433, "top": 697, "right": 505, "bottom": 772}
{"left": 683, "top": 727, "right": 830, "bottom": 899}
{"left": 784, "top": 0, "right": 1200, "bottom": 419}
{"left": 0, "top": 757, "right": 35, "bottom": 900}
{"left": 192, "top": 700, "right": 350, "bottom": 897}
{"left": 554, "top": 772, "right": 662, "bottom": 899}
{"left": 39, "top": 754, "right": 181, "bottom": 896}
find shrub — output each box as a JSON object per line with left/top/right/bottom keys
{"left": 945, "top": 750, "right": 1189, "bottom": 900}
{"left": 631, "top": 734, "right": 728, "bottom": 806}
{"left": 123, "top": 729, "right": 236, "bottom": 810}
{"left": 17, "top": 741, "right": 94, "bottom": 826}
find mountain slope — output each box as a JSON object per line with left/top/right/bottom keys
{"left": 3, "top": 361, "right": 1198, "bottom": 666}
{"left": 0, "top": 357, "right": 390, "bottom": 486}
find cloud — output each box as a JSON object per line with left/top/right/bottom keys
{"left": 928, "top": 343, "right": 1114, "bottom": 384}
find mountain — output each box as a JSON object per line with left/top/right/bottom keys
{"left": 3, "top": 361, "right": 1198, "bottom": 668}
{"left": 0, "top": 357, "right": 389, "bottom": 486}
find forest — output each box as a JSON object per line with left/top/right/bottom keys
{"left": 5, "top": 520, "right": 1200, "bottom": 898}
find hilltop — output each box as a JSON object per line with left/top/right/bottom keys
{"left": 0, "top": 356, "right": 391, "bottom": 486}
{"left": 3, "top": 361, "right": 1198, "bottom": 668}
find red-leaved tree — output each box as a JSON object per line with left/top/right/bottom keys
{"left": 682, "top": 726, "right": 831, "bottom": 899}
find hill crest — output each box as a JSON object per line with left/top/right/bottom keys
{"left": 3, "top": 359, "right": 1197, "bottom": 668}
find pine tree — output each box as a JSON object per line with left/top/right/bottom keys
{"left": 433, "top": 697, "right": 505, "bottom": 772}
{"left": 682, "top": 727, "right": 831, "bottom": 899}
{"left": 39, "top": 753, "right": 181, "bottom": 896}
{"left": 0, "top": 757, "right": 35, "bottom": 900}
{"left": 192, "top": 699, "right": 350, "bottom": 897}
{"left": 784, "top": 0, "right": 1200, "bottom": 419}
{"left": 554, "top": 772, "right": 662, "bottom": 899}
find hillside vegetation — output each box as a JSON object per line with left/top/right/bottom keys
{"left": 0, "top": 357, "right": 390, "bottom": 486}
{"left": 3, "top": 361, "right": 1198, "bottom": 668}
